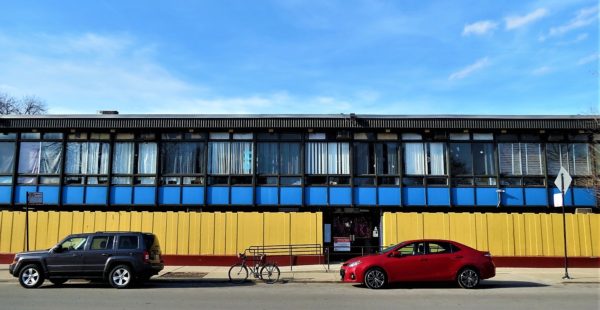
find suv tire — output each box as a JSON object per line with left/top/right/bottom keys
{"left": 18, "top": 264, "right": 45, "bottom": 289}
{"left": 108, "top": 265, "right": 134, "bottom": 289}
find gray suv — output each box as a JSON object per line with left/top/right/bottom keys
{"left": 9, "top": 232, "right": 164, "bottom": 289}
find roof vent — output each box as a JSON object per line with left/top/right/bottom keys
{"left": 97, "top": 111, "right": 119, "bottom": 115}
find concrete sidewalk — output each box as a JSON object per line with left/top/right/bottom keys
{"left": 1, "top": 264, "right": 598, "bottom": 285}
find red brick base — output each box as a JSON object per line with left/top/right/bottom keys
{"left": 1, "top": 253, "right": 598, "bottom": 267}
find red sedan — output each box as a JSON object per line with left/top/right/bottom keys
{"left": 340, "top": 239, "right": 495, "bottom": 289}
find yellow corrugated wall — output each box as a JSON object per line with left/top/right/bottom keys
{"left": 0, "top": 211, "right": 323, "bottom": 255}
{"left": 383, "top": 212, "right": 600, "bottom": 257}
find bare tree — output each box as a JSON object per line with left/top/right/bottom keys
{"left": 0, "top": 92, "right": 47, "bottom": 115}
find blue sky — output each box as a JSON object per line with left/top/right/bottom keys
{"left": 0, "top": 0, "right": 598, "bottom": 115}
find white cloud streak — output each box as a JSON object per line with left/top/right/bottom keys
{"left": 505, "top": 8, "right": 548, "bottom": 30}
{"left": 531, "top": 66, "right": 552, "bottom": 76}
{"left": 577, "top": 53, "right": 600, "bottom": 66}
{"left": 548, "top": 6, "right": 598, "bottom": 37}
{"left": 462, "top": 20, "right": 498, "bottom": 36}
{"left": 448, "top": 57, "right": 490, "bottom": 80}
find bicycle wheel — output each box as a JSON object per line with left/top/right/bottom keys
{"left": 260, "top": 264, "right": 280, "bottom": 284}
{"left": 228, "top": 264, "right": 249, "bottom": 283}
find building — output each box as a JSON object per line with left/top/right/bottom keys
{"left": 0, "top": 114, "right": 598, "bottom": 266}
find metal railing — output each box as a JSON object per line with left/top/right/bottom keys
{"left": 244, "top": 244, "right": 323, "bottom": 271}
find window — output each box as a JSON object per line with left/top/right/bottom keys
{"left": 354, "top": 143, "right": 399, "bottom": 175}
{"left": 65, "top": 142, "right": 110, "bottom": 184}
{"left": 450, "top": 142, "right": 496, "bottom": 186}
{"left": 0, "top": 142, "right": 15, "bottom": 184}
{"left": 404, "top": 143, "right": 445, "bottom": 175}
{"left": 305, "top": 142, "right": 350, "bottom": 174}
{"left": 161, "top": 142, "right": 205, "bottom": 185}
{"left": 118, "top": 236, "right": 138, "bottom": 250}
{"left": 111, "top": 142, "right": 157, "bottom": 184}
{"left": 112, "top": 142, "right": 134, "bottom": 184}
{"left": 208, "top": 142, "right": 253, "bottom": 175}
{"left": 547, "top": 143, "right": 591, "bottom": 176}
{"left": 18, "top": 141, "right": 62, "bottom": 184}
{"left": 257, "top": 142, "right": 300, "bottom": 175}
{"left": 498, "top": 143, "right": 544, "bottom": 175}
{"left": 90, "top": 236, "right": 114, "bottom": 250}
{"left": 59, "top": 237, "right": 87, "bottom": 251}
{"left": 395, "top": 243, "right": 416, "bottom": 256}
{"left": 427, "top": 242, "right": 452, "bottom": 254}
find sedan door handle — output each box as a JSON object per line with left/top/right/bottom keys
{"left": 454, "top": 255, "right": 463, "bottom": 259}
{"left": 420, "top": 258, "right": 428, "bottom": 262}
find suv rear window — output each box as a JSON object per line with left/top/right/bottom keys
{"left": 143, "top": 234, "right": 157, "bottom": 251}
{"left": 118, "top": 236, "right": 138, "bottom": 250}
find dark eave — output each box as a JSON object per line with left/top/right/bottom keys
{"left": 0, "top": 114, "right": 598, "bottom": 130}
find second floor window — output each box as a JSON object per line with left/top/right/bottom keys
{"left": 404, "top": 142, "right": 446, "bottom": 175}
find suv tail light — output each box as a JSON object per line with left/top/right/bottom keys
{"left": 143, "top": 250, "right": 150, "bottom": 263}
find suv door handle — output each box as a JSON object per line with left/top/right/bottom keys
{"left": 101, "top": 253, "right": 111, "bottom": 257}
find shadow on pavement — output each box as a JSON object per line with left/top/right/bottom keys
{"left": 39, "top": 279, "right": 257, "bottom": 289}
{"left": 352, "top": 280, "right": 549, "bottom": 290}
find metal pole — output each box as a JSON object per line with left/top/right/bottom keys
{"left": 560, "top": 173, "right": 571, "bottom": 280}
{"left": 25, "top": 193, "right": 29, "bottom": 252}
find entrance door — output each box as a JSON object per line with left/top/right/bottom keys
{"left": 328, "top": 211, "right": 380, "bottom": 261}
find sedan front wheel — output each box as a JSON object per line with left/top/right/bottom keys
{"left": 364, "top": 268, "right": 386, "bottom": 289}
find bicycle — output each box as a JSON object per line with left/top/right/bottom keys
{"left": 228, "top": 252, "right": 280, "bottom": 284}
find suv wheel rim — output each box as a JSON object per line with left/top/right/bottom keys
{"left": 366, "top": 270, "right": 384, "bottom": 288}
{"left": 22, "top": 268, "right": 39, "bottom": 286}
{"left": 112, "top": 268, "right": 130, "bottom": 286}
{"left": 459, "top": 269, "right": 478, "bottom": 288}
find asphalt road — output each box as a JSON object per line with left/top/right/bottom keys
{"left": 0, "top": 279, "right": 598, "bottom": 310}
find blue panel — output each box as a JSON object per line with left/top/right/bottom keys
{"left": 378, "top": 187, "right": 400, "bottom": 206}
{"left": 451, "top": 188, "right": 475, "bottom": 206}
{"left": 207, "top": 186, "right": 229, "bottom": 205}
{"left": 182, "top": 187, "right": 204, "bottom": 205}
{"left": 280, "top": 187, "right": 302, "bottom": 205}
{"left": 550, "top": 188, "right": 573, "bottom": 207}
{"left": 573, "top": 188, "right": 596, "bottom": 206}
{"left": 305, "top": 187, "right": 327, "bottom": 205}
{"left": 427, "top": 188, "right": 450, "bottom": 206}
{"left": 231, "top": 187, "right": 253, "bottom": 205}
{"left": 159, "top": 187, "right": 181, "bottom": 205}
{"left": 525, "top": 188, "right": 547, "bottom": 206}
{"left": 403, "top": 187, "right": 426, "bottom": 206}
{"left": 134, "top": 187, "right": 156, "bottom": 205}
{"left": 330, "top": 187, "right": 352, "bottom": 205}
{"left": 110, "top": 186, "right": 132, "bottom": 205}
{"left": 476, "top": 188, "right": 498, "bottom": 206}
{"left": 86, "top": 187, "right": 107, "bottom": 205}
{"left": 256, "top": 187, "right": 278, "bottom": 205}
{"left": 62, "top": 186, "right": 84, "bottom": 204}
{"left": 15, "top": 186, "right": 37, "bottom": 204}
{"left": 354, "top": 187, "right": 377, "bottom": 205}
{"left": 0, "top": 186, "right": 11, "bottom": 204}
{"left": 38, "top": 186, "right": 59, "bottom": 204}
{"left": 502, "top": 188, "right": 524, "bottom": 206}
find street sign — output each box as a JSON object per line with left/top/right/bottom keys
{"left": 26, "top": 192, "right": 43, "bottom": 205}
{"left": 554, "top": 167, "right": 572, "bottom": 194}
{"left": 553, "top": 193, "right": 563, "bottom": 207}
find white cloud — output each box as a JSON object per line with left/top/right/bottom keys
{"left": 577, "top": 53, "right": 600, "bottom": 66}
{"left": 548, "top": 6, "right": 598, "bottom": 37}
{"left": 505, "top": 8, "right": 548, "bottom": 30}
{"left": 531, "top": 66, "right": 552, "bottom": 76}
{"left": 448, "top": 57, "right": 490, "bottom": 80}
{"left": 462, "top": 20, "right": 498, "bottom": 36}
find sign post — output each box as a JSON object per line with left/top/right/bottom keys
{"left": 25, "top": 192, "right": 43, "bottom": 252}
{"left": 553, "top": 167, "right": 572, "bottom": 280}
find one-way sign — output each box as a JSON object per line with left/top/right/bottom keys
{"left": 554, "top": 167, "right": 572, "bottom": 194}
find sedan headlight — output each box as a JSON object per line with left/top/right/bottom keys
{"left": 348, "top": 260, "right": 362, "bottom": 268}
